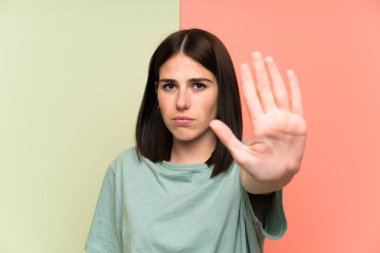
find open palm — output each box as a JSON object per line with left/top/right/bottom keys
{"left": 210, "top": 52, "right": 307, "bottom": 187}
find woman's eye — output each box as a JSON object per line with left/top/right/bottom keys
{"left": 193, "top": 82, "right": 206, "bottom": 89}
{"left": 162, "top": 83, "right": 176, "bottom": 90}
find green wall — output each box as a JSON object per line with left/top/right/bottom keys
{"left": 0, "top": 1, "right": 179, "bottom": 252}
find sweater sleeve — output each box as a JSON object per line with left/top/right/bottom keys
{"left": 241, "top": 185, "right": 287, "bottom": 240}
{"left": 85, "top": 164, "right": 123, "bottom": 253}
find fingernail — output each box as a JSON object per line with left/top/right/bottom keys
{"left": 241, "top": 63, "right": 249, "bottom": 70}
{"left": 265, "top": 56, "right": 273, "bottom": 62}
{"left": 287, "top": 69, "right": 294, "bottom": 75}
{"left": 209, "top": 120, "right": 218, "bottom": 128}
{"left": 252, "top": 51, "right": 261, "bottom": 59}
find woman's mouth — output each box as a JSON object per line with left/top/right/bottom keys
{"left": 172, "top": 116, "right": 194, "bottom": 125}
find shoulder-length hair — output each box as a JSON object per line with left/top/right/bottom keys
{"left": 135, "top": 28, "right": 242, "bottom": 178}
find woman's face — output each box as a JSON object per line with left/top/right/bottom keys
{"left": 157, "top": 53, "right": 218, "bottom": 144}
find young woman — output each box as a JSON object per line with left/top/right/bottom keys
{"left": 85, "top": 28, "right": 307, "bottom": 253}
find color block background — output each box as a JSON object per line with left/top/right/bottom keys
{"left": 181, "top": 0, "right": 380, "bottom": 252}
{"left": 1, "top": 0, "right": 379, "bottom": 252}
{"left": 0, "top": 1, "right": 179, "bottom": 252}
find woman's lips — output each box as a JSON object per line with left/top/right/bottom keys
{"left": 172, "top": 116, "right": 194, "bottom": 125}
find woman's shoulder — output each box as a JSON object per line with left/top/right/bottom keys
{"left": 108, "top": 147, "right": 141, "bottom": 172}
{"left": 114, "top": 146, "right": 138, "bottom": 161}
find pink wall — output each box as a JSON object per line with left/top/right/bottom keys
{"left": 181, "top": 0, "right": 380, "bottom": 252}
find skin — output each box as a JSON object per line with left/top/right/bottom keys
{"left": 210, "top": 51, "right": 307, "bottom": 194}
{"left": 158, "top": 51, "right": 307, "bottom": 195}
{"left": 157, "top": 53, "right": 218, "bottom": 164}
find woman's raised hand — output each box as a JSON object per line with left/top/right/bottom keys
{"left": 210, "top": 51, "right": 307, "bottom": 190}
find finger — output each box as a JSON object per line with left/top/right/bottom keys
{"left": 265, "top": 56, "right": 290, "bottom": 110}
{"left": 287, "top": 70, "right": 304, "bottom": 116}
{"left": 241, "top": 63, "right": 263, "bottom": 120}
{"left": 209, "top": 119, "right": 248, "bottom": 163}
{"left": 252, "top": 51, "right": 276, "bottom": 111}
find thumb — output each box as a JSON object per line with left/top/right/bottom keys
{"left": 209, "top": 119, "right": 246, "bottom": 159}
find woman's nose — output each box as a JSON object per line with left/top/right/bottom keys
{"left": 176, "top": 89, "right": 190, "bottom": 110}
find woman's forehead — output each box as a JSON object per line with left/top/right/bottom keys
{"left": 159, "top": 53, "right": 215, "bottom": 81}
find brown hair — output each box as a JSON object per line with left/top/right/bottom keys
{"left": 135, "top": 28, "right": 242, "bottom": 178}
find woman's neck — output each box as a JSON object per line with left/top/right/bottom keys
{"left": 170, "top": 131, "right": 216, "bottom": 164}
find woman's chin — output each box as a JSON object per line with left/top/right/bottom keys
{"left": 171, "top": 129, "right": 215, "bottom": 144}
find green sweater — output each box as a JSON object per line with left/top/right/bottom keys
{"left": 85, "top": 148, "right": 287, "bottom": 253}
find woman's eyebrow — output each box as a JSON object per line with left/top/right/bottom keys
{"left": 158, "top": 78, "right": 214, "bottom": 83}
{"left": 189, "top": 78, "right": 213, "bottom": 83}
{"left": 158, "top": 78, "right": 176, "bottom": 83}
